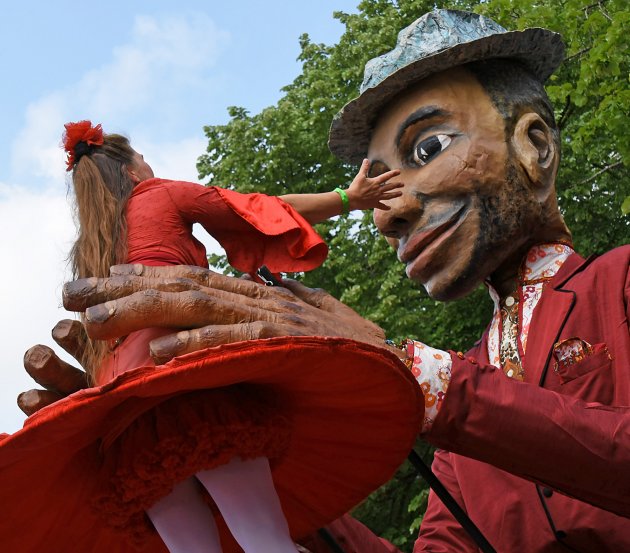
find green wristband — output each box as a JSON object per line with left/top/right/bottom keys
{"left": 333, "top": 187, "right": 350, "bottom": 214}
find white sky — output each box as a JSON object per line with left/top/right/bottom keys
{"left": 0, "top": 0, "right": 358, "bottom": 433}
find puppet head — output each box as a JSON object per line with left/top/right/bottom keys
{"left": 329, "top": 10, "right": 571, "bottom": 300}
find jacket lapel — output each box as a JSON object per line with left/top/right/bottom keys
{"left": 523, "top": 253, "right": 590, "bottom": 386}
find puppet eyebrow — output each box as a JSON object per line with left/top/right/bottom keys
{"left": 395, "top": 106, "right": 449, "bottom": 148}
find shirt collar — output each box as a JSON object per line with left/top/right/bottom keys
{"left": 486, "top": 243, "right": 575, "bottom": 308}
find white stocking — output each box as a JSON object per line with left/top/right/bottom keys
{"left": 146, "top": 477, "right": 222, "bottom": 553}
{"left": 196, "top": 457, "right": 297, "bottom": 553}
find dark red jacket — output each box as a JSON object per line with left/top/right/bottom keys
{"left": 309, "top": 246, "right": 629, "bottom": 553}
{"left": 418, "top": 246, "right": 630, "bottom": 552}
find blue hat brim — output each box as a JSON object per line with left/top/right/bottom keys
{"left": 328, "top": 27, "right": 565, "bottom": 164}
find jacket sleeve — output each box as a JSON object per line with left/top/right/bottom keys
{"left": 414, "top": 449, "right": 478, "bottom": 552}
{"left": 426, "top": 355, "right": 630, "bottom": 518}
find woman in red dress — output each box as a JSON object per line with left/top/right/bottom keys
{"left": 63, "top": 120, "right": 401, "bottom": 553}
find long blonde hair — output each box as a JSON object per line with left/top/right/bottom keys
{"left": 68, "top": 133, "right": 136, "bottom": 382}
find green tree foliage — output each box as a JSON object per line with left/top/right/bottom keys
{"left": 197, "top": 1, "right": 628, "bottom": 549}
{"left": 475, "top": 0, "right": 630, "bottom": 253}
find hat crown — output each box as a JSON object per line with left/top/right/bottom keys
{"left": 329, "top": 9, "right": 564, "bottom": 163}
{"left": 361, "top": 10, "right": 507, "bottom": 94}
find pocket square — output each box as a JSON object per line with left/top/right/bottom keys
{"left": 553, "top": 337, "right": 593, "bottom": 368}
{"left": 552, "top": 338, "right": 612, "bottom": 385}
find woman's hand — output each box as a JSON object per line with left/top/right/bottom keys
{"left": 346, "top": 159, "right": 402, "bottom": 211}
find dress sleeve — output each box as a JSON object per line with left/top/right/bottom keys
{"left": 166, "top": 181, "right": 328, "bottom": 274}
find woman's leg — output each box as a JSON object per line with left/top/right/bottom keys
{"left": 146, "top": 477, "right": 222, "bottom": 553}
{"left": 196, "top": 457, "right": 297, "bottom": 553}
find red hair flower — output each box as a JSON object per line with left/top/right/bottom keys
{"left": 62, "top": 120, "right": 104, "bottom": 171}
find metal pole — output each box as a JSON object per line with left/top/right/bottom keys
{"left": 316, "top": 528, "right": 347, "bottom": 553}
{"left": 407, "top": 449, "right": 497, "bottom": 553}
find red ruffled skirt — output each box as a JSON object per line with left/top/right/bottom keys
{"left": 0, "top": 337, "right": 424, "bottom": 553}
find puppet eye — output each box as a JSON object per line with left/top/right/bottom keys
{"left": 412, "top": 134, "right": 452, "bottom": 166}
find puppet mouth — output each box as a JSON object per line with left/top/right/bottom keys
{"left": 398, "top": 202, "right": 468, "bottom": 277}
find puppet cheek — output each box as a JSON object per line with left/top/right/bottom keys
{"left": 447, "top": 144, "right": 506, "bottom": 196}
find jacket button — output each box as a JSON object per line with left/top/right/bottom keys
{"left": 555, "top": 530, "right": 567, "bottom": 540}
{"left": 542, "top": 487, "right": 553, "bottom": 498}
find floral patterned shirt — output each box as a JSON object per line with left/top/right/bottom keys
{"left": 406, "top": 243, "right": 575, "bottom": 433}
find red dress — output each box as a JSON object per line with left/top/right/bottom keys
{"left": 99, "top": 178, "right": 328, "bottom": 383}
{"left": 96, "top": 178, "right": 329, "bottom": 541}
{"left": 0, "top": 179, "right": 424, "bottom": 553}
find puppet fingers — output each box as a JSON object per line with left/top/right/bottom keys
{"left": 281, "top": 279, "right": 387, "bottom": 343}
{"left": 280, "top": 279, "right": 338, "bottom": 309}
{"left": 109, "top": 263, "right": 214, "bottom": 284}
{"left": 63, "top": 275, "right": 208, "bottom": 311}
{"left": 17, "top": 389, "right": 65, "bottom": 417}
{"left": 51, "top": 319, "right": 88, "bottom": 361}
{"left": 108, "top": 264, "right": 265, "bottom": 298}
{"left": 23, "top": 345, "right": 88, "bottom": 395}
{"left": 65, "top": 269, "right": 272, "bottom": 312}
{"left": 149, "top": 322, "right": 303, "bottom": 364}
{"left": 281, "top": 278, "right": 367, "bottom": 317}
{"left": 83, "top": 288, "right": 285, "bottom": 340}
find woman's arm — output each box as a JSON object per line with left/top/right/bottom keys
{"left": 280, "top": 159, "right": 402, "bottom": 224}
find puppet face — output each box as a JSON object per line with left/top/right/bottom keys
{"left": 370, "top": 67, "right": 544, "bottom": 300}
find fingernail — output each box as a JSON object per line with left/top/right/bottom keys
{"left": 110, "top": 263, "right": 144, "bottom": 276}
{"left": 150, "top": 332, "right": 188, "bottom": 364}
{"left": 63, "top": 277, "right": 98, "bottom": 298}
{"left": 85, "top": 302, "right": 116, "bottom": 323}
{"left": 62, "top": 278, "right": 98, "bottom": 308}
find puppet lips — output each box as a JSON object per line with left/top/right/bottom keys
{"left": 399, "top": 203, "right": 468, "bottom": 275}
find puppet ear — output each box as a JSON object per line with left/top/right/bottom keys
{"left": 511, "top": 113, "right": 558, "bottom": 200}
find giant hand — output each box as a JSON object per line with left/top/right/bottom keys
{"left": 18, "top": 319, "right": 89, "bottom": 415}
{"left": 17, "top": 266, "right": 402, "bottom": 553}
{"left": 62, "top": 264, "right": 397, "bottom": 364}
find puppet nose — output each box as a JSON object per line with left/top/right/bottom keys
{"left": 373, "top": 187, "right": 423, "bottom": 240}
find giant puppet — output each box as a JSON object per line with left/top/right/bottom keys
{"left": 10, "top": 9, "right": 630, "bottom": 553}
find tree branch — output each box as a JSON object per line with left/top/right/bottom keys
{"left": 558, "top": 95, "right": 573, "bottom": 130}
{"left": 565, "top": 47, "right": 591, "bottom": 63}
{"left": 578, "top": 160, "right": 624, "bottom": 186}
{"left": 582, "top": 1, "right": 610, "bottom": 16}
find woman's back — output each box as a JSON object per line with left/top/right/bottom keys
{"left": 126, "top": 178, "right": 210, "bottom": 268}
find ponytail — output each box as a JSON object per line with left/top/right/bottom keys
{"left": 68, "top": 134, "right": 135, "bottom": 279}
{"left": 64, "top": 123, "right": 136, "bottom": 382}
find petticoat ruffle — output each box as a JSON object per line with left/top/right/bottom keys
{"left": 93, "top": 385, "right": 290, "bottom": 545}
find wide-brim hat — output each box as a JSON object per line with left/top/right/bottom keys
{"left": 0, "top": 336, "right": 423, "bottom": 553}
{"left": 329, "top": 9, "right": 565, "bottom": 164}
